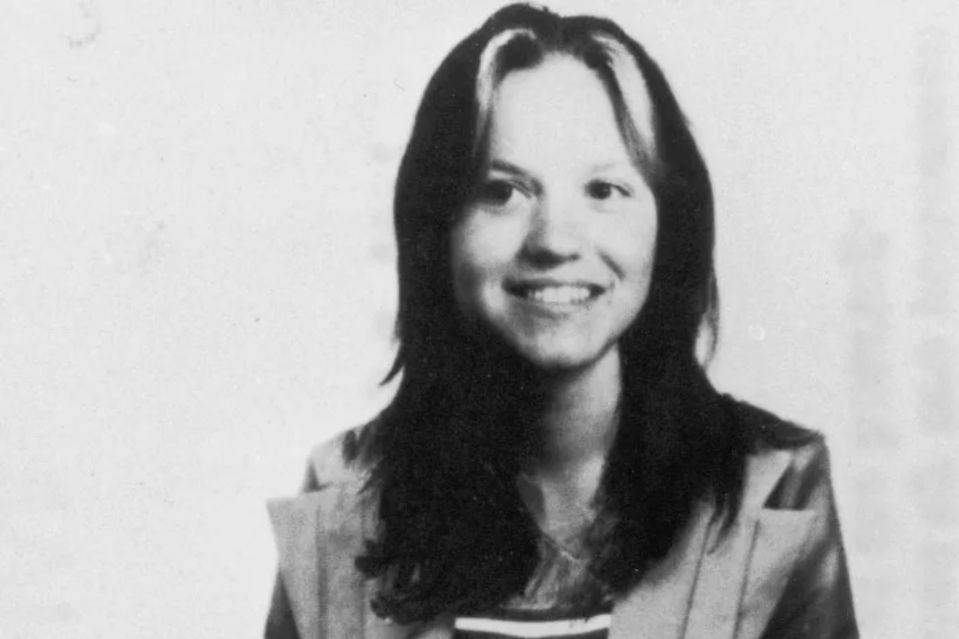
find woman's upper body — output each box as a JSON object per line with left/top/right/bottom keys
{"left": 351, "top": 5, "right": 759, "bottom": 620}
{"left": 265, "top": 4, "right": 857, "bottom": 637}
{"left": 265, "top": 400, "right": 857, "bottom": 639}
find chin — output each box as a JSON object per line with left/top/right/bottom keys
{"left": 509, "top": 339, "right": 614, "bottom": 376}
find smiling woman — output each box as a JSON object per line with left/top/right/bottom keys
{"left": 451, "top": 55, "right": 658, "bottom": 373}
{"left": 264, "top": 4, "right": 857, "bottom": 638}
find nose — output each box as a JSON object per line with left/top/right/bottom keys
{"left": 520, "top": 196, "right": 583, "bottom": 266}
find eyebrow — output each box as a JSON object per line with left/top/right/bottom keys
{"left": 488, "top": 157, "right": 637, "bottom": 178}
{"left": 486, "top": 159, "right": 542, "bottom": 195}
{"left": 488, "top": 158, "right": 530, "bottom": 177}
{"left": 588, "top": 160, "right": 635, "bottom": 174}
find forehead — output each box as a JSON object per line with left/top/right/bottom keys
{"left": 477, "top": 46, "right": 663, "bottom": 179}
{"left": 493, "top": 55, "right": 613, "bottom": 124}
{"left": 487, "top": 55, "right": 649, "bottom": 171}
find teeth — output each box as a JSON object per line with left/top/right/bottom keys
{"left": 524, "top": 285, "right": 593, "bottom": 304}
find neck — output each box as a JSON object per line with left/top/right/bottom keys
{"left": 517, "top": 348, "right": 622, "bottom": 538}
{"left": 523, "top": 348, "right": 622, "bottom": 483}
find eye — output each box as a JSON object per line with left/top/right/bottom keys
{"left": 476, "top": 179, "right": 521, "bottom": 207}
{"left": 586, "top": 180, "right": 629, "bottom": 201}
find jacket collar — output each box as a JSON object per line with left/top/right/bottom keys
{"left": 268, "top": 448, "right": 811, "bottom": 639}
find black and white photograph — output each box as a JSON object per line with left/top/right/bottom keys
{"left": 1, "top": 1, "right": 956, "bottom": 637}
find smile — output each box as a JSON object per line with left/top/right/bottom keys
{"left": 506, "top": 282, "right": 604, "bottom": 306}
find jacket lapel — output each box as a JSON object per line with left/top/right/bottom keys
{"left": 682, "top": 509, "right": 758, "bottom": 638}
{"left": 732, "top": 509, "right": 814, "bottom": 639}
{"left": 270, "top": 485, "right": 388, "bottom": 639}
{"left": 608, "top": 499, "right": 713, "bottom": 639}
{"left": 684, "top": 449, "right": 813, "bottom": 639}
{"left": 270, "top": 486, "right": 454, "bottom": 639}
{"left": 268, "top": 493, "right": 327, "bottom": 639}
{"left": 609, "top": 449, "right": 814, "bottom": 639}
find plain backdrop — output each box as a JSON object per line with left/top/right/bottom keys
{"left": 1, "top": 1, "right": 957, "bottom": 637}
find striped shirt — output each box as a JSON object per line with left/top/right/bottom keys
{"left": 454, "top": 527, "right": 611, "bottom": 639}
{"left": 454, "top": 610, "right": 610, "bottom": 638}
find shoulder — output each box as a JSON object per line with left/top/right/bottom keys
{"left": 266, "top": 422, "right": 380, "bottom": 584}
{"left": 722, "top": 397, "right": 836, "bottom": 512}
{"left": 267, "top": 421, "right": 379, "bottom": 540}
{"left": 716, "top": 400, "right": 858, "bottom": 636}
{"left": 282, "top": 413, "right": 383, "bottom": 497}
{"left": 266, "top": 423, "right": 381, "bottom": 639}
{"left": 300, "top": 424, "right": 374, "bottom": 494}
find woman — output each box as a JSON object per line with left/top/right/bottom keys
{"left": 266, "top": 4, "right": 857, "bottom": 638}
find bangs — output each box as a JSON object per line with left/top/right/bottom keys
{"left": 591, "top": 34, "right": 661, "bottom": 184}
{"left": 474, "top": 28, "right": 540, "bottom": 157}
{"left": 472, "top": 26, "right": 663, "bottom": 186}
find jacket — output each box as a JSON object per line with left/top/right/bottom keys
{"left": 265, "top": 419, "right": 857, "bottom": 638}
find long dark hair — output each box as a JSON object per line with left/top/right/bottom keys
{"left": 352, "top": 3, "right": 750, "bottom": 623}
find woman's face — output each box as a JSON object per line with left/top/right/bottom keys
{"left": 450, "top": 54, "right": 658, "bottom": 373}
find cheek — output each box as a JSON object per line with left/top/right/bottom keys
{"left": 602, "top": 209, "right": 658, "bottom": 281}
{"left": 449, "top": 213, "right": 522, "bottom": 285}
{"left": 449, "top": 221, "right": 497, "bottom": 311}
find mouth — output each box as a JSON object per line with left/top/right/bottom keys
{"left": 505, "top": 281, "right": 605, "bottom": 306}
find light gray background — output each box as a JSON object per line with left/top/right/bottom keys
{"left": 1, "top": 0, "right": 956, "bottom": 637}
